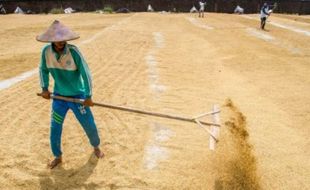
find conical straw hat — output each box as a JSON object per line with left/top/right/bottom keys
{"left": 36, "top": 20, "right": 79, "bottom": 42}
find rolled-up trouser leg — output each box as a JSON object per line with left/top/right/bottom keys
{"left": 50, "top": 99, "right": 69, "bottom": 157}
{"left": 69, "top": 102, "right": 100, "bottom": 148}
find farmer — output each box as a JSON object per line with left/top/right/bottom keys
{"left": 36, "top": 20, "right": 104, "bottom": 169}
{"left": 199, "top": 1, "right": 206, "bottom": 18}
{"left": 260, "top": 2, "right": 271, "bottom": 30}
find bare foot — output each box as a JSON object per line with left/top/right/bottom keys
{"left": 48, "top": 156, "right": 62, "bottom": 169}
{"left": 94, "top": 147, "right": 104, "bottom": 158}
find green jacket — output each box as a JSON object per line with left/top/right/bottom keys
{"left": 39, "top": 43, "right": 92, "bottom": 98}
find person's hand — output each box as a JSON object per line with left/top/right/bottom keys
{"left": 41, "top": 90, "right": 51, "bottom": 99}
{"left": 83, "top": 98, "right": 94, "bottom": 107}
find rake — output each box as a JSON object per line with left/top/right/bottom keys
{"left": 37, "top": 93, "right": 221, "bottom": 150}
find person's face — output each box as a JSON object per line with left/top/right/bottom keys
{"left": 54, "top": 41, "right": 66, "bottom": 50}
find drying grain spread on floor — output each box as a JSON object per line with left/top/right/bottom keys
{"left": 0, "top": 13, "right": 309, "bottom": 190}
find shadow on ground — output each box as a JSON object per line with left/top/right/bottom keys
{"left": 39, "top": 154, "right": 100, "bottom": 190}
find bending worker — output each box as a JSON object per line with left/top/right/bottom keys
{"left": 36, "top": 20, "right": 104, "bottom": 169}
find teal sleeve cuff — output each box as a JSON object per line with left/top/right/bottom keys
{"left": 42, "top": 87, "right": 48, "bottom": 91}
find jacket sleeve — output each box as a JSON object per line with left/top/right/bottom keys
{"left": 70, "top": 46, "right": 93, "bottom": 98}
{"left": 39, "top": 46, "right": 50, "bottom": 91}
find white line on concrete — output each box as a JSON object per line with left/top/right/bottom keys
{"left": 80, "top": 16, "right": 132, "bottom": 45}
{"left": 150, "top": 84, "right": 167, "bottom": 93}
{"left": 153, "top": 32, "right": 165, "bottom": 48}
{"left": 246, "top": 27, "right": 274, "bottom": 41}
{"left": 0, "top": 69, "right": 38, "bottom": 91}
{"left": 144, "top": 123, "right": 174, "bottom": 170}
{"left": 246, "top": 27, "right": 302, "bottom": 55}
{"left": 153, "top": 124, "right": 174, "bottom": 142}
{"left": 269, "top": 22, "right": 310, "bottom": 36}
{"left": 145, "top": 145, "right": 168, "bottom": 170}
{"left": 145, "top": 54, "right": 157, "bottom": 66}
{"left": 144, "top": 32, "right": 171, "bottom": 170}
{"left": 145, "top": 32, "right": 167, "bottom": 94}
{"left": 186, "top": 17, "right": 214, "bottom": 30}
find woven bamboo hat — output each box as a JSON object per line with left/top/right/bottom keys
{"left": 36, "top": 20, "right": 79, "bottom": 42}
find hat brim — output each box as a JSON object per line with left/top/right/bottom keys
{"left": 36, "top": 20, "right": 80, "bottom": 43}
{"left": 36, "top": 35, "right": 80, "bottom": 42}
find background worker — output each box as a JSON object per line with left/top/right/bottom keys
{"left": 199, "top": 1, "right": 206, "bottom": 18}
{"left": 260, "top": 2, "right": 271, "bottom": 30}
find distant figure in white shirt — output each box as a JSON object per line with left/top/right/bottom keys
{"left": 260, "top": 2, "right": 271, "bottom": 30}
{"left": 147, "top": 4, "right": 154, "bottom": 12}
{"left": 199, "top": 1, "right": 206, "bottom": 18}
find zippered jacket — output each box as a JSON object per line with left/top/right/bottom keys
{"left": 260, "top": 5, "right": 269, "bottom": 18}
{"left": 39, "top": 43, "right": 92, "bottom": 98}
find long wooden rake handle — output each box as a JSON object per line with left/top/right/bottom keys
{"left": 37, "top": 93, "right": 220, "bottom": 127}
